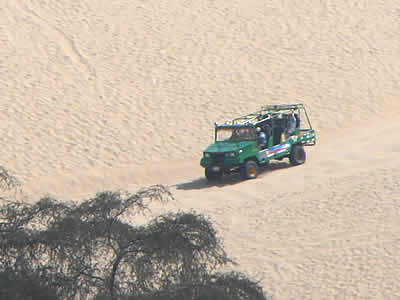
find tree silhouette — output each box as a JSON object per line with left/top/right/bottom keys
{"left": 0, "top": 176, "right": 270, "bottom": 300}
{"left": 0, "top": 166, "right": 21, "bottom": 201}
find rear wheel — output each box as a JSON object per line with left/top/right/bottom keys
{"left": 289, "top": 144, "right": 306, "bottom": 165}
{"left": 241, "top": 160, "right": 259, "bottom": 179}
{"left": 205, "top": 166, "right": 223, "bottom": 181}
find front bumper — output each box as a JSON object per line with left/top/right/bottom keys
{"left": 200, "top": 156, "right": 240, "bottom": 171}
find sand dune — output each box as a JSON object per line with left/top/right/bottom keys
{"left": 1, "top": 0, "right": 399, "bottom": 298}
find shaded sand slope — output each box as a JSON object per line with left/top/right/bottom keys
{"left": 1, "top": 0, "right": 400, "bottom": 299}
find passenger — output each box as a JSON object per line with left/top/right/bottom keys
{"left": 256, "top": 127, "right": 267, "bottom": 149}
{"left": 263, "top": 124, "right": 272, "bottom": 146}
{"left": 230, "top": 129, "right": 240, "bottom": 141}
{"left": 286, "top": 111, "right": 297, "bottom": 136}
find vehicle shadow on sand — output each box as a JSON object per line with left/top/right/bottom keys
{"left": 174, "top": 161, "right": 292, "bottom": 191}
{"left": 257, "top": 161, "right": 293, "bottom": 178}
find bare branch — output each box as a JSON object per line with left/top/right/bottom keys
{"left": 0, "top": 166, "right": 21, "bottom": 192}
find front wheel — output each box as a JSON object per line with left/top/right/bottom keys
{"left": 289, "top": 144, "right": 306, "bottom": 165}
{"left": 241, "top": 160, "right": 259, "bottom": 180}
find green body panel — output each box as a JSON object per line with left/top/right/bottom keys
{"left": 203, "top": 141, "right": 256, "bottom": 154}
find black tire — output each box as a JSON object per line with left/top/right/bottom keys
{"left": 289, "top": 144, "right": 306, "bottom": 165}
{"left": 205, "top": 166, "right": 223, "bottom": 181}
{"left": 241, "top": 160, "right": 259, "bottom": 180}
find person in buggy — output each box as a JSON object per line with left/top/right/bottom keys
{"left": 256, "top": 127, "right": 267, "bottom": 149}
{"left": 285, "top": 111, "right": 297, "bottom": 136}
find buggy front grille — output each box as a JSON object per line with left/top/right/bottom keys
{"left": 211, "top": 153, "right": 225, "bottom": 164}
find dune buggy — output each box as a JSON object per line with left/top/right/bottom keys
{"left": 200, "top": 103, "right": 316, "bottom": 180}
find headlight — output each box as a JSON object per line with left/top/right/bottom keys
{"left": 225, "top": 152, "right": 235, "bottom": 157}
{"left": 204, "top": 153, "right": 211, "bottom": 158}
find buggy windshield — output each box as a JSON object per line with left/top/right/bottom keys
{"left": 216, "top": 128, "right": 256, "bottom": 142}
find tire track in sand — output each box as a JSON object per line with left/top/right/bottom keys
{"left": 13, "top": 0, "right": 96, "bottom": 77}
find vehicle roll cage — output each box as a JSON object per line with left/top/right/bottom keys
{"left": 214, "top": 103, "right": 313, "bottom": 130}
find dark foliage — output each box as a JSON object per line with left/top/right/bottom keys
{"left": 0, "top": 183, "right": 270, "bottom": 300}
{"left": 0, "top": 269, "right": 58, "bottom": 300}
{"left": 114, "top": 271, "right": 268, "bottom": 300}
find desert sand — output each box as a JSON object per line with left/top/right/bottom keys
{"left": 1, "top": 0, "right": 399, "bottom": 299}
